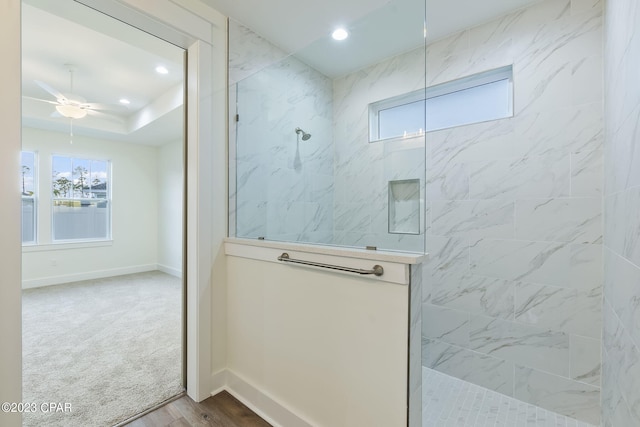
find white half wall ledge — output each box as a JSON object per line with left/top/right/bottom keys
{"left": 224, "top": 237, "right": 428, "bottom": 285}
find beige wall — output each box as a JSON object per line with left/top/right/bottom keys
{"left": 0, "top": 0, "right": 23, "bottom": 425}
{"left": 226, "top": 255, "right": 409, "bottom": 427}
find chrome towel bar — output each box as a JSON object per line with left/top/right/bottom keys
{"left": 277, "top": 252, "right": 384, "bottom": 277}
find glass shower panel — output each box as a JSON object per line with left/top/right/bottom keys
{"left": 421, "top": 0, "right": 604, "bottom": 425}
{"left": 230, "top": 0, "right": 427, "bottom": 254}
{"left": 234, "top": 55, "right": 334, "bottom": 244}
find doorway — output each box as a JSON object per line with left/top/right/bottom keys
{"left": 21, "top": 0, "right": 186, "bottom": 425}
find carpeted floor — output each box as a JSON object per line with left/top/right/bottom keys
{"left": 22, "top": 271, "right": 184, "bottom": 427}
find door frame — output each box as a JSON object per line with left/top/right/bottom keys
{"left": 0, "top": 5, "right": 227, "bottom": 426}
{"left": 74, "top": 0, "right": 229, "bottom": 402}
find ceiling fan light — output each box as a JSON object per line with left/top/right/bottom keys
{"left": 56, "top": 104, "right": 87, "bottom": 119}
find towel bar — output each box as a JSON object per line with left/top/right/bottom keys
{"left": 277, "top": 252, "right": 384, "bottom": 277}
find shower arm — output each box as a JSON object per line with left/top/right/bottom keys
{"left": 295, "top": 127, "right": 311, "bottom": 141}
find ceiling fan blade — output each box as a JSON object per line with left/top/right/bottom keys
{"left": 34, "top": 80, "right": 65, "bottom": 100}
{"left": 23, "top": 95, "right": 59, "bottom": 105}
{"left": 85, "top": 102, "right": 128, "bottom": 112}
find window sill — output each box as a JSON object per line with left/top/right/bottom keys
{"left": 22, "top": 240, "right": 114, "bottom": 252}
{"left": 369, "top": 132, "right": 425, "bottom": 145}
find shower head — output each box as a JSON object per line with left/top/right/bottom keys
{"left": 295, "top": 127, "right": 311, "bottom": 141}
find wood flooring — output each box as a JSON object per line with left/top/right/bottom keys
{"left": 125, "top": 391, "right": 272, "bottom": 427}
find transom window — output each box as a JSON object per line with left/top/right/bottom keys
{"left": 369, "top": 65, "right": 513, "bottom": 142}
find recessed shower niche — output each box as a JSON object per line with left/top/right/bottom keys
{"left": 388, "top": 179, "right": 420, "bottom": 235}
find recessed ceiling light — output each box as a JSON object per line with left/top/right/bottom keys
{"left": 119, "top": 98, "right": 130, "bottom": 105}
{"left": 332, "top": 28, "right": 349, "bottom": 41}
{"left": 155, "top": 65, "right": 169, "bottom": 74}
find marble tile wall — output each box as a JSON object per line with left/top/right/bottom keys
{"left": 602, "top": 0, "right": 640, "bottom": 425}
{"left": 229, "top": 21, "right": 335, "bottom": 243}
{"left": 421, "top": 0, "right": 603, "bottom": 424}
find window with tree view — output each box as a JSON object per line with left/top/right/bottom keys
{"left": 52, "top": 155, "right": 111, "bottom": 241}
{"left": 21, "top": 151, "right": 36, "bottom": 244}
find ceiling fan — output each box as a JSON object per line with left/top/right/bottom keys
{"left": 24, "top": 64, "right": 123, "bottom": 120}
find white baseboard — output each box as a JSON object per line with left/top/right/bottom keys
{"left": 157, "top": 264, "right": 183, "bottom": 278}
{"left": 21, "top": 264, "right": 158, "bottom": 289}
{"left": 211, "top": 369, "right": 313, "bottom": 427}
{"left": 210, "top": 369, "right": 228, "bottom": 396}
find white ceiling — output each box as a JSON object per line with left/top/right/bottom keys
{"left": 22, "top": 0, "right": 185, "bottom": 146}
{"left": 205, "top": 0, "right": 541, "bottom": 78}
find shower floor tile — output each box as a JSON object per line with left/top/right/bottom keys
{"left": 422, "top": 368, "right": 596, "bottom": 427}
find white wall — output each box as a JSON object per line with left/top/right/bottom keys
{"left": 0, "top": 1, "right": 23, "bottom": 426}
{"left": 225, "top": 254, "right": 408, "bottom": 427}
{"left": 22, "top": 127, "right": 160, "bottom": 287}
{"left": 158, "top": 139, "right": 184, "bottom": 277}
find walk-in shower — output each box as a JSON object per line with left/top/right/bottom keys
{"left": 228, "top": 0, "right": 604, "bottom": 424}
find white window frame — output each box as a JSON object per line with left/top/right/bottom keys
{"left": 51, "top": 155, "right": 112, "bottom": 243}
{"left": 369, "top": 65, "right": 514, "bottom": 142}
